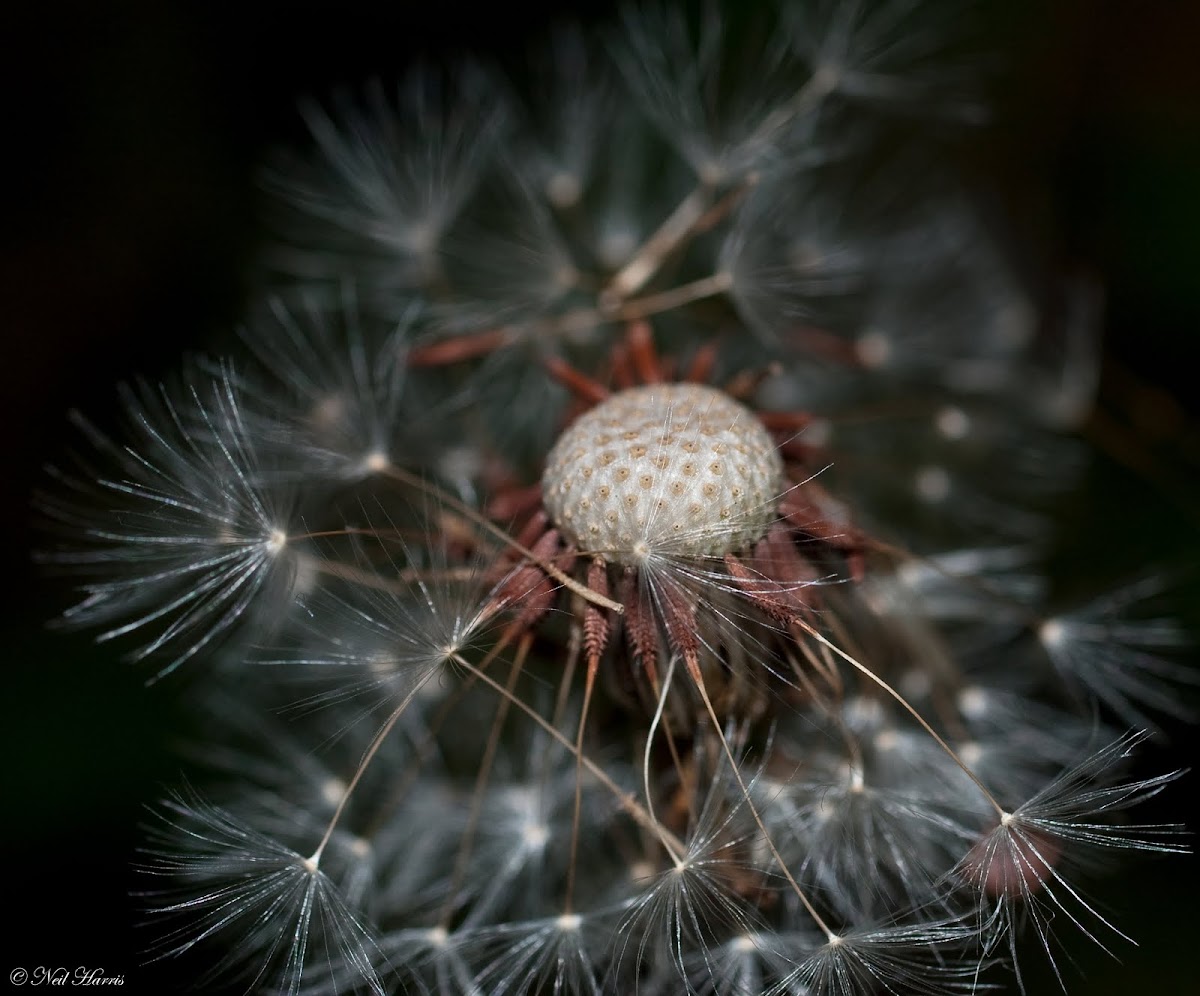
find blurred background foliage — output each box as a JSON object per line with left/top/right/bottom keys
{"left": 2, "top": 1, "right": 1196, "bottom": 991}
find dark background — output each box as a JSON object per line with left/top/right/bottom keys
{"left": 2, "top": 1, "right": 1197, "bottom": 992}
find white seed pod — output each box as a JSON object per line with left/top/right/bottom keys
{"left": 541, "top": 383, "right": 784, "bottom": 565}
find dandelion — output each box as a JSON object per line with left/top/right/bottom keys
{"left": 614, "top": 734, "right": 773, "bottom": 985}
{"left": 1035, "top": 577, "right": 1198, "bottom": 730}
{"left": 780, "top": 917, "right": 982, "bottom": 996}
{"left": 139, "top": 789, "right": 385, "bottom": 996}
{"left": 234, "top": 285, "right": 423, "bottom": 484}
{"left": 473, "top": 911, "right": 608, "bottom": 996}
{"left": 38, "top": 2, "right": 1193, "bottom": 994}
{"left": 38, "top": 366, "right": 301, "bottom": 675}
{"left": 263, "top": 66, "right": 508, "bottom": 314}
{"left": 954, "top": 732, "right": 1187, "bottom": 992}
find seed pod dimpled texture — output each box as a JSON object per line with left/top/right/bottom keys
{"left": 542, "top": 384, "right": 784, "bottom": 565}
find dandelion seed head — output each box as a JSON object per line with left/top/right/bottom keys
{"left": 320, "top": 777, "right": 346, "bottom": 808}
{"left": 554, "top": 262, "right": 581, "bottom": 291}
{"left": 545, "top": 170, "right": 583, "bottom": 207}
{"left": 896, "top": 560, "right": 924, "bottom": 588}
{"left": 803, "top": 416, "right": 833, "bottom": 448}
{"left": 957, "top": 686, "right": 989, "bottom": 719}
{"left": 996, "top": 299, "right": 1036, "bottom": 347}
{"left": 542, "top": 383, "right": 783, "bottom": 564}
{"left": 731, "top": 933, "right": 758, "bottom": 954}
{"left": 1039, "top": 617, "right": 1066, "bottom": 648}
{"left": 697, "top": 158, "right": 727, "bottom": 186}
{"left": 310, "top": 393, "right": 348, "bottom": 430}
{"left": 42, "top": 4, "right": 1190, "bottom": 992}
{"left": 837, "top": 761, "right": 865, "bottom": 793}
{"left": 812, "top": 61, "right": 843, "bottom": 95}
{"left": 844, "top": 694, "right": 885, "bottom": 730}
{"left": 899, "top": 668, "right": 932, "bottom": 699}
{"left": 856, "top": 329, "right": 891, "bottom": 368}
{"left": 362, "top": 450, "right": 391, "bottom": 474}
{"left": 521, "top": 821, "right": 550, "bottom": 851}
{"left": 875, "top": 729, "right": 900, "bottom": 752}
{"left": 935, "top": 405, "right": 970, "bottom": 441}
{"left": 556, "top": 912, "right": 582, "bottom": 932}
{"left": 914, "top": 465, "right": 951, "bottom": 503}
{"left": 597, "top": 227, "right": 638, "bottom": 269}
